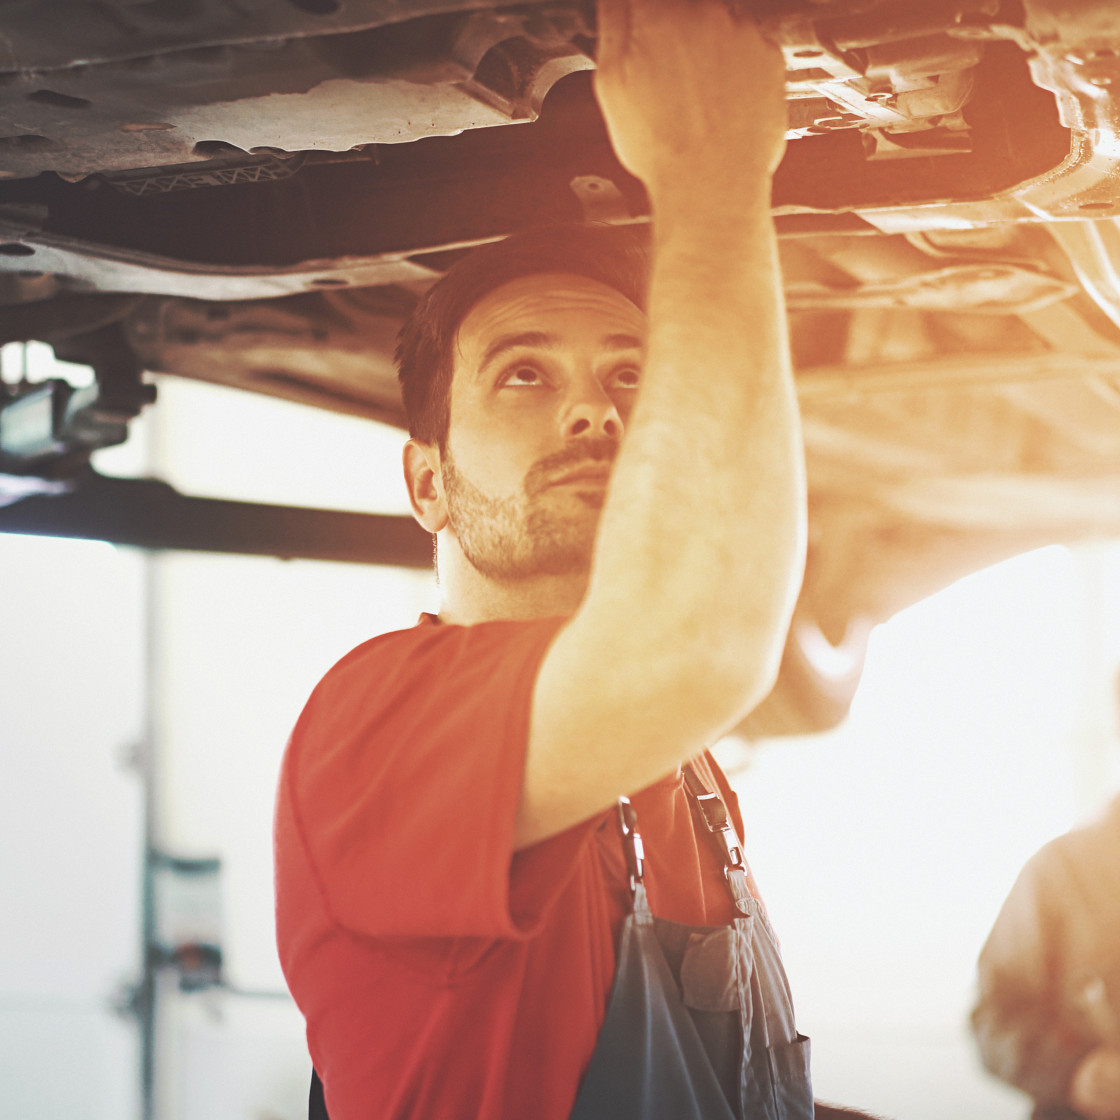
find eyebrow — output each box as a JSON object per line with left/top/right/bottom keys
{"left": 601, "top": 333, "right": 644, "bottom": 352}
{"left": 477, "top": 330, "right": 644, "bottom": 377}
{"left": 478, "top": 331, "right": 557, "bottom": 376}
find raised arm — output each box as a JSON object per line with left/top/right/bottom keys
{"left": 517, "top": 0, "right": 805, "bottom": 847}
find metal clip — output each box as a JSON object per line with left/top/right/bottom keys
{"left": 617, "top": 795, "right": 645, "bottom": 893}
{"left": 691, "top": 789, "right": 746, "bottom": 876}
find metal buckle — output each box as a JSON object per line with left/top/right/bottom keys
{"left": 617, "top": 796, "right": 645, "bottom": 893}
{"left": 720, "top": 829, "right": 746, "bottom": 874}
{"left": 693, "top": 790, "right": 728, "bottom": 830}
{"left": 691, "top": 789, "right": 745, "bottom": 873}
{"left": 682, "top": 761, "right": 753, "bottom": 912}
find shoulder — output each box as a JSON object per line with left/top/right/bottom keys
{"left": 284, "top": 615, "right": 569, "bottom": 795}
{"left": 302, "top": 614, "right": 567, "bottom": 720}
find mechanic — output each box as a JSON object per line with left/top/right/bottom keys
{"left": 972, "top": 795, "right": 1120, "bottom": 1120}
{"left": 276, "top": 1, "right": 835, "bottom": 1117}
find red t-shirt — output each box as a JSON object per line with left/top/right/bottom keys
{"left": 275, "top": 614, "right": 757, "bottom": 1120}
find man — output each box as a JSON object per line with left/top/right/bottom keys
{"left": 972, "top": 795, "right": 1120, "bottom": 1120}
{"left": 275, "top": 1, "right": 822, "bottom": 1116}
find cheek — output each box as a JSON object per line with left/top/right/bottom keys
{"left": 446, "top": 385, "right": 561, "bottom": 488}
{"left": 446, "top": 426, "right": 538, "bottom": 492}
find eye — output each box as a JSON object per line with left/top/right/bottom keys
{"left": 608, "top": 364, "right": 641, "bottom": 389}
{"left": 499, "top": 364, "right": 546, "bottom": 388}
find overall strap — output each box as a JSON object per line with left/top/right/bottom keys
{"left": 681, "top": 762, "right": 753, "bottom": 915}
{"left": 309, "top": 1069, "right": 329, "bottom": 1120}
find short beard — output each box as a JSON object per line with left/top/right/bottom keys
{"left": 441, "top": 439, "right": 615, "bottom": 582}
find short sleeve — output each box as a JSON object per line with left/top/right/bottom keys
{"left": 280, "top": 616, "right": 592, "bottom": 941}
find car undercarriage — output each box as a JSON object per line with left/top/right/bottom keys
{"left": 2, "top": 0, "right": 1119, "bottom": 733}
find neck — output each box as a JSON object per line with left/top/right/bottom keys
{"left": 436, "top": 540, "right": 589, "bottom": 625}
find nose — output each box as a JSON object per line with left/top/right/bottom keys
{"left": 562, "top": 380, "right": 624, "bottom": 442}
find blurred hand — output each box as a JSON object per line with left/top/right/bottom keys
{"left": 1070, "top": 1046, "right": 1120, "bottom": 1120}
{"left": 593, "top": 0, "right": 788, "bottom": 201}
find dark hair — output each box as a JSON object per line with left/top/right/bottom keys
{"left": 396, "top": 223, "right": 648, "bottom": 448}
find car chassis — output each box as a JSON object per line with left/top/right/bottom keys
{"left": 1, "top": 0, "right": 1120, "bottom": 732}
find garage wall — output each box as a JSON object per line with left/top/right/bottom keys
{"left": 138, "top": 378, "right": 438, "bottom": 1120}
{"left": 1, "top": 342, "right": 146, "bottom": 1120}
{"left": 148, "top": 549, "right": 435, "bottom": 1120}
{"left": 0, "top": 533, "right": 144, "bottom": 1120}
{"left": 0, "top": 359, "right": 439, "bottom": 1120}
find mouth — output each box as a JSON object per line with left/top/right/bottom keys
{"left": 550, "top": 464, "right": 613, "bottom": 488}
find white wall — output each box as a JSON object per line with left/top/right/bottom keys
{"left": 0, "top": 362, "right": 438, "bottom": 1120}
{"left": 0, "top": 534, "right": 145, "bottom": 1120}
{"left": 139, "top": 378, "right": 438, "bottom": 1120}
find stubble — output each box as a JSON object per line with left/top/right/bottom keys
{"left": 441, "top": 439, "right": 616, "bottom": 581}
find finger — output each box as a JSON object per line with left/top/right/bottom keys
{"left": 595, "top": 0, "right": 630, "bottom": 70}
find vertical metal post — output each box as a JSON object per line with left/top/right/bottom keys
{"left": 137, "top": 550, "right": 161, "bottom": 1120}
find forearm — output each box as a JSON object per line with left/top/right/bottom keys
{"left": 587, "top": 196, "right": 804, "bottom": 702}
{"left": 578, "top": 0, "right": 803, "bottom": 722}
{"left": 522, "top": 202, "right": 803, "bottom": 843}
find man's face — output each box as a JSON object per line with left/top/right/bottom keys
{"left": 440, "top": 271, "right": 645, "bottom": 581}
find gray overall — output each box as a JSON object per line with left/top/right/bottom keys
{"left": 568, "top": 765, "right": 815, "bottom": 1120}
{"left": 307, "top": 766, "right": 814, "bottom": 1120}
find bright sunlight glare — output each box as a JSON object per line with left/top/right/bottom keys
{"left": 731, "top": 542, "right": 1120, "bottom": 1120}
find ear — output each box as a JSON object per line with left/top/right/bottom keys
{"left": 403, "top": 438, "right": 449, "bottom": 533}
